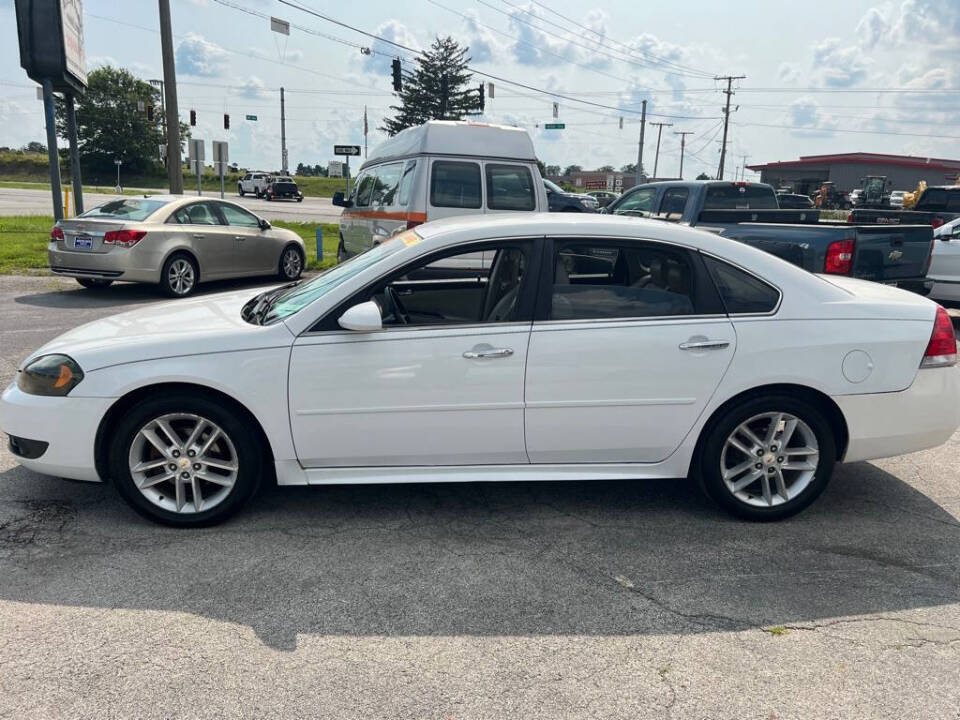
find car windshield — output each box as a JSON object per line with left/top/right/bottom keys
{"left": 258, "top": 234, "right": 410, "bottom": 324}
{"left": 543, "top": 179, "right": 564, "bottom": 194}
{"left": 79, "top": 198, "right": 170, "bottom": 221}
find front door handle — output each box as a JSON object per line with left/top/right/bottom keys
{"left": 463, "top": 345, "right": 514, "bottom": 359}
{"left": 234, "top": 236, "right": 246, "bottom": 241}
{"left": 679, "top": 340, "right": 730, "bottom": 351}
{"left": 192, "top": 233, "right": 205, "bottom": 239}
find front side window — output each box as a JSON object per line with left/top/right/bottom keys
{"left": 355, "top": 172, "right": 375, "bottom": 207}
{"left": 218, "top": 203, "right": 260, "bottom": 227}
{"left": 486, "top": 164, "right": 536, "bottom": 211}
{"left": 660, "top": 188, "right": 689, "bottom": 216}
{"left": 430, "top": 161, "right": 481, "bottom": 209}
{"left": 612, "top": 188, "right": 657, "bottom": 216}
{"left": 703, "top": 255, "right": 779, "bottom": 314}
{"left": 550, "top": 242, "right": 696, "bottom": 320}
{"left": 371, "top": 163, "right": 404, "bottom": 207}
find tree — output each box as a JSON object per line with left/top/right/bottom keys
{"left": 696, "top": 172, "right": 712, "bottom": 180}
{"left": 382, "top": 37, "right": 482, "bottom": 136}
{"left": 544, "top": 164, "right": 561, "bottom": 176}
{"left": 55, "top": 66, "right": 188, "bottom": 177}
{"left": 596, "top": 165, "right": 614, "bottom": 172}
{"left": 562, "top": 164, "right": 582, "bottom": 176}
{"left": 620, "top": 163, "right": 638, "bottom": 174}
{"left": 23, "top": 141, "right": 47, "bottom": 154}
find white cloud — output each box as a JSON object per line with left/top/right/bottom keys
{"left": 778, "top": 62, "right": 800, "bottom": 84}
{"left": 811, "top": 38, "right": 869, "bottom": 87}
{"left": 176, "top": 33, "right": 229, "bottom": 77}
{"left": 855, "top": 7, "right": 890, "bottom": 49}
{"left": 361, "top": 20, "right": 421, "bottom": 75}
{"left": 785, "top": 97, "right": 838, "bottom": 137}
{"left": 240, "top": 76, "right": 268, "bottom": 100}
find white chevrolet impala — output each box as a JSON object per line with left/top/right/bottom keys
{"left": 3, "top": 215, "right": 959, "bottom": 526}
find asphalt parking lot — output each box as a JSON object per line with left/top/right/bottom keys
{"left": 1, "top": 274, "right": 959, "bottom": 719}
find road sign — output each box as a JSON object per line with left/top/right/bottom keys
{"left": 212, "top": 141, "right": 228, "bottom": 164}
{"left": 328, "top": 160, "right": 343, "bottom": 178}
{"left": 334, "top": 145, "right": 361, "bottom": 156}
{"left": 246, "top": 114, "right": 257, "bottom": 121}
{"left": 544, "top": 123, "right": 565, "bottom": 130}
{"left": 189, "top": 138, "right": 205, "bottom": 162}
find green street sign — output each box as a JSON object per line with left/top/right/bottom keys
{"left": 246, "top": 114, "right": 258, "bottom": 121}
{"left": 544, "top": 122, "right": 565, "bottom": 129}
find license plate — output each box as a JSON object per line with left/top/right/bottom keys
{"left": 73, "top": 235, "right": 93, "bottom": 250}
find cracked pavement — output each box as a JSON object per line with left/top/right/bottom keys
{"left": 1, "top": 275, "right": 959, "bottom": 719}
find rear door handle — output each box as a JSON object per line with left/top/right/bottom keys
{"left": 192, "top": 234, "right": 205, "bottom": 239}
{"left": 234, "top": 236, "right": 246, "bottom": 241}
{"left": 463, "top": 345, "right": 514, "bottom": 359}
{"left": 679, "top": 340, "right": 730, "bottom": 351}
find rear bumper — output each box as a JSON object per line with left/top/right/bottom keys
{"left": 48, "top": 243, "right": 160, "bottom": 283}
{"left": 0, "top": 382, "right": 111, "bottom": 482}
{"left": 835, "top": 366, "right": 960, "bottom": 463}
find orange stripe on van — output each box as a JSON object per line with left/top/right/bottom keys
{"left": 340, "top": 210, "right": 428, "bottom": 222}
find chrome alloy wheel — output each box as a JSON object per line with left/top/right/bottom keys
{"left": 720, "top": 412, "right": 820, "bottom": 508}
{"left": 167, "top": 258, "right": 196, "bottom": 295}
{"left": 128, "top": 413, "right": 238, "bottom": 514}
{"left": 281, "top": 247, "right": 302, "bottom": 278}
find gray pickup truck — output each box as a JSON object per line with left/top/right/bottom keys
{"left": 603, "top": 180, "right": 934, "bottom": 288}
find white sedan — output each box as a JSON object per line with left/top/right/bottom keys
{"left": 928, "top": 217, "right": 960, "bottom": 302}
{"left": 3, "top": 215, "right": 959, "bottom": 526}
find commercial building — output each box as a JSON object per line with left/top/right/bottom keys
{"left": 747, "top": 152, "right": 960, "bottom": 195}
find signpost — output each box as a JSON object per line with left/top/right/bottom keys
{"left": 213, "top": 141, "right": 228, "bottom": 199}
{"left": 334, "top": 145, "right": 361, "bottom": 197}
{"left": 328, "top": 160, "right": 343, "bottom": 178}
{"left": 189, "top": 139, "right": 205, "bottom": 197}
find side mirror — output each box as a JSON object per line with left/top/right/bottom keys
{"left": 258, "top": 218, "right": 270, "bottom": 231}
{"left": 332, "top": 191, "right": 352, "bottom": 208}
{"left": 338, "top": 300, "right": 382, "bottom": 332}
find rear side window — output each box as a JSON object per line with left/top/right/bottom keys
{"left": 704, "top": 184, "right": 778, "bottom": 210}
{"left": 431, "top": 161, "right": 481, "bottom": 209}
{"left": 397, "top": 160, "right": 417, "bottom": 207}
{"left": 703, "top": 255, "right": 780, "bottom": 314}
{"left": 660, "top": 188, "right": 689, "bottom": 216}
{"left": 371, "top": 163, "right": 403, "bottom": 207}
{"left": 486, "top": 164, "right": 535, "bottom": 211}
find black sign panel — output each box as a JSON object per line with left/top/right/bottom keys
{"left": 334, "top": 145, "right": 362, "bottom": 156}
{"left": 15, "top": 0, "right": 88, "bottom": 94}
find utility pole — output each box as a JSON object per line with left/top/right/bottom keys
{"left": 158, "top": 0, "right": 183, "bottom": 194}
{"left": 64, "top": 94, "right": 83, "bottom": 214}
{"left": 674, "top": 131, "right": 693, "bottom": 179}
{"left": 650, "top": 121, "right": 672, "bottom": 179}
{"left": 637, "top": 99, "right": 646, "bottom": 182}
{"left": 280, "top": 86, "right": 288, "bottom": 174}
{"left": 715, "top": 74, "right": 745, "bottom": 180}
{"left": 738, "top": 154, "right": 750, "bottom": 181}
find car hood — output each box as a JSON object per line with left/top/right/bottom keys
{"left": 24, "top": 289, "right": 295, "bottom": 372}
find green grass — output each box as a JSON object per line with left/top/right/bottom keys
{"left": 0, "top": 215, "right": 339, "bottom": 275}
{"left": 0, "top": 180, "right": 144, "bottom": 196}
{"left": 763, "top": 625, "right": 790, "bottom": 636}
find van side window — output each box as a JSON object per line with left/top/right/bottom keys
{"left": 431, "top": 161, "right": 481, "bottom": 209}
{"left": 486, "top": 164, "right": 535, "bottom": 211}
{"left": 397, "top": 160, "right": 417, "bottom": 207}
{"left": 355, "top": 172, "right": 375, "bottom": 207}
{"left": 372, "top": 163, "right": 403, "bottom": 207}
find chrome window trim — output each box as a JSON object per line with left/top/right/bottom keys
{"left": 297, "top": 320, "right": 533, "bottom": 341}
{"left": 698, "top": 249, "right": 783, "bottom": 317}
{"left": 531, "top": 314, "right": 729, "bottom": 331}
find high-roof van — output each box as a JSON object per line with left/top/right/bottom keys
{"left": 332, "top": 121, "right": 547, "bottom": 261}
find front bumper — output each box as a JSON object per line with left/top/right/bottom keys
{"left": 0, "top": 382, "right": 112, "bottom": 482}
{"left": 836, "top": 366, "right": 960, "bottom": 463}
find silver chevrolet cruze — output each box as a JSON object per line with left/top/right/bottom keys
{"left": 49, "top": 196, "right": 306, "bottom": 297}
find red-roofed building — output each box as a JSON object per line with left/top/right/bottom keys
{"left": 747, "top": 153, "right": 960, "bottom": 196}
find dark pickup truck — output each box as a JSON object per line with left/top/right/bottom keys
{"left": 603, "top": 180, "right": 934, "bottom": 287}
{"left": 850, "top": 185, "right": 960, "bottom": 229}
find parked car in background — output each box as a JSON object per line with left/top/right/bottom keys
{"left": 6, "top": 214, "right": 958, "bottom": 527}
{"left": 264, "top": 176, "right": 304, "bottom": 202}
{"left": 237, "top": 172, "right": 270, "bottom": 198}
{"left": 776, "top": 193, "right": 814, "bottom": 209}
{"left": 586, "top": 189, "right": 620, "bottom": 208}
{"left": 927, "top": 217, "right": 960, "bottom": 302}
{"left": 851, "top": 185, "right": 960, "bottom": 229}
{"left": 890, "top": 190, "right": 907, "bottom": 208}
{"left": 48, "top": 196, "right": 305, "bottom": 297}
{"left": 544, "top": 179, "right": 599, "bottom": 212}
{"left": 332, "top": 120, "right": 547, "bottom": 262}
{"left": 603, "top": 180, "right": 934, "bottom": 289}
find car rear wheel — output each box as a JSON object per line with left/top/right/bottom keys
{"left": 108, "top": 393, "right": 262, "bottom": 527}
{"left": 76, "top": 278, "right": 113, "bottom": 289}
{"left": 160, "top": 253, "right": 198, "bottom": 298}
{"left": 698, "top": 395, "right": 836, "bottom": 521}
{"left": 238, "top": 185, "right": 244, "bottom": 196}
{"left": 279, "top": 245, "right": 304, "bottom": 280}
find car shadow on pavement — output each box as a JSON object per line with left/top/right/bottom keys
{"left": 13, "top": 276, "right": 285, "bottom": 310}
{"left": 0, "top": 460, "right": 957, "bottom": 651}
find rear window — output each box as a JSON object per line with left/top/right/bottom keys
{"left": 486, "top": 164, "right": 535, "bottom": 211}
{"left": 704, "top": 184, "right": 778, "bottom": 210}
{"left": 79, "top": 198, "right": 170, "bottom": 221}
{"left": 917, "top": 189, "right": 960, "bottom": 211}
{"left": 703, "top": 255, "right": 780, "bottom": 314}
{"left": 431, "top": 161, "right": 481, "bottom": 209}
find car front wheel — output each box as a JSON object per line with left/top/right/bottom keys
{"left": 238, "top": 186, "right": 245, "bottom": 196}
{"left": 698, "top": 395, "right": 836, "bottom": 521}
{"left": 108, "top": 393, "right": 263, "bottom": 527}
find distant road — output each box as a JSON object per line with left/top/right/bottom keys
{"left": 0, "top": 186, "right": 343, "bottom": 224}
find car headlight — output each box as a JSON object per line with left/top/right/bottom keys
{"left": 17, "top": 354, "right": 84, "bottom": 396}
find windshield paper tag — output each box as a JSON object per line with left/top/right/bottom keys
{"left": 397, "top": 230, "right": 421, "bottom": 247}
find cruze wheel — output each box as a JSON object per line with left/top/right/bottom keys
{"left": 279, "top": 245, "right": 304, "bottom": 280}
{"left": 699, "top": 395, "right": 836, "bottom": 521}
{"left": 160, "top": 254, "right": 198, "bottom": 297}
{"left": 108, "top": 393, "right": 262, "bottom": 527}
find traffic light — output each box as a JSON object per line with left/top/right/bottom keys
{"left": 224, "top": 113, "right": 230, "bottom": 130}
{"left": 146, "top": 105, "right": 154, "bottom": 122}
{"left": 189, "top": 109, "right": 196, "bottom": 126}
{"left": 391, "top": 58, "right": 402, "bottom": 92}
{"left": 478, "top": 82, "right": 484, "bottom": 112}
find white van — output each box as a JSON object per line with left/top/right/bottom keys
{"left": 332, "top": 121, "right": 547, "bottom": 261}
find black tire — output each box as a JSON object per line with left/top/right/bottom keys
{"left": 296, "top": 196, "right": 303, "bottom": 203}
{"left": 255, "top": 189, "right": 261, "bottom": 199}
{"left": 238, "top": 185, "right": 245, "bottom": 197}
{"left": 159, "top": 252, "right": 199, "bottom": 298}
{"left": 278, "top": 244, "right": 304, "bottom": 280}
{"left": 698, "top": 394, "right": 836, "bottom": 521}
{"left": 76, "top": 278, "right": 113, "bottom": 289}
{"left": 107, "top": 392, "right": 263, "bottom": 527}
{"left": 266, "top": 193, "right": 273, "bottom": 202}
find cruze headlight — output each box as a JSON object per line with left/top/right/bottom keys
{"left": 18, "top": 354, "right": 84, "bottom": 396}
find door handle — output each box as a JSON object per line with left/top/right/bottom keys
{"left": 234, "top": 236, "right": 246, "bottom": 241}
{"left": 463, "top": 346, "right": 514, "bottom": 359}
{"left": 192, "top": 234, "right": 205, "bottom": 239}
{"left": 679, "top": 340, "right": 730, "bottom": 351}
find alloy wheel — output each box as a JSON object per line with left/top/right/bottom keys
{"left": 128, "top": 413, "right": 239, "bottom": 514}
{"left": 282, "top": 247, "right": 302, "bottom": 278}
{"left": 167, "top": 258, "right": 195, "bottom": 295}
{"left": 719, "top": 411, "right": 820, "bottom": 507}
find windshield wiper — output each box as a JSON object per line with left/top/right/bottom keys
{"left": 248, "top": 280, "right": 301, "bottom": 325}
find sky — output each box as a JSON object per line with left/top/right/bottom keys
{"left": 1, "top": 0, "right": 958, "bottom": 181}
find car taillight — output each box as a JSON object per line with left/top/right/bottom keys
{"left": 846, "top": 213, "right": 854, "bottom": 223}
{"left": 50, "top": 226, "right": 64, "bottom": 240}
{"left": 921, "top": 305, "right": 957, "bottom": 368}
{"left": 931, "top": 217, "right": 945, "bottom": 230}
{"left": 825, "top": 238, "right": 855, "bottom": 275}
{"left": 103, "top": 229, "right": 146, "bottom": 248}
